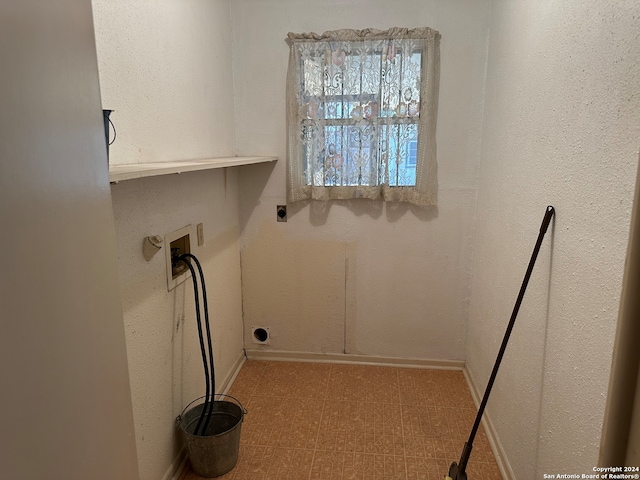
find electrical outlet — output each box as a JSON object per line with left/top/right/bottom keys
{"left": 197, "top": 223, "right": 204, "bottom": 246}
{"left": 277, "top": 205, "right": 287, "bottom": 222}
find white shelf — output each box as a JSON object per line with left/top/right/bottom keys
{"left": 109, "top": 156, "right": 278, "bottom": 183}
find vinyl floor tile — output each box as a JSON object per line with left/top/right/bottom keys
{"left": 180, "top": 360, "right": 502, "bottom": 480}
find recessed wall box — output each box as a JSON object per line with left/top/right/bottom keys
{"left": 276, "top": 205, "right": 287, "bottom": 222}
{"left": 165, "top": 225, "right": 193, "bottom": 291}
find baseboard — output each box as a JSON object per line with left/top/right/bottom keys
{"left": 244, "top": 349, "right": 464, "bottom": 370}
{"left": 163, "top": 350, "right": 247, "bottom": 480}
{"left": 163, "top": 451, "right": 187, "bottom": 480}
{"left": 462, "top": 367, "right": 515, "bottom": 480}
{"left": 220, "top": 350, "right": 247, "bottom": 394}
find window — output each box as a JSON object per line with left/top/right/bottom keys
{"left": 406, "top": 140, "right": 418, "bottom": 168}
{"left": 286, "top": 27, "right": 440, "bottom": 205}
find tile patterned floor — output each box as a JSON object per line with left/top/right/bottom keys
{"left": 180, "top": 360, "right": 502, "bottom": 480}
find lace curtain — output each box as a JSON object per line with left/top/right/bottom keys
{"left": 286, "top": 27, "right": 440, "bottom": 205}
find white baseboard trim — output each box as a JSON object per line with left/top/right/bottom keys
{"left": 163, "top": 350, "right": 247, "bottom": 480}
{"left": 462, "top": 367, "right": 515, "bottom": 480}
{"left": 244, "top": 349, "right": 464, "bottom": 370}
{"left": 163, "top": 451, "right": 187, "bottom": 480}
{"left": 220, "top": 350, "right": 247, "bottom": 394}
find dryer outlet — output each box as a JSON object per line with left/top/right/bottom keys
{"left": 251, "top": 326, "right": 270, "bottom": 345}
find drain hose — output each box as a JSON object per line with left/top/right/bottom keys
{"left": 178, "top": 253, "right": 216, "bottom": 436}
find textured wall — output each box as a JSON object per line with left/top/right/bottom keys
{"left": 466, "top": 0, "right": 640, "bottom": 477}
{"left": 92, "top": 0, "right": 640, "bottom": 476}
{"left": 92, "top": 2, "right": 244, "bottom": 480}
{"left": 233, "top": 0, "right": 491, "bottom": 361}
{"left": 93, "top": 0, "right": 236, "bottom": 165}
{"left": 110, "top": 170, "right": 244, "bottom": 480}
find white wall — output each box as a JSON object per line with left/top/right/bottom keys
{"left": 89, "top": 0, "right": 640, "bottom": 477}
{"left": 92, "top": 2, "right": 244, "bottom": 480}
{"left": 466, "top": 0, "right": 640, "bottom": 477}
{"left": 0, "top": 1, "right": 139, "bottom": 478}
{"left": 232, "top": 0, "right": 491, "bottom": 361}
{"left": 93, "top": 0, "right": 236, "bottom": 165}
{"left": 109, "top": 170, "right": 244, "bottom": 480}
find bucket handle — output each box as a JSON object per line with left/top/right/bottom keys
{"left": 176, "top": 394, "right": 247, "bottom": 424}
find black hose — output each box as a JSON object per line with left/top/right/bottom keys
{"left": 177, "top": 256, "right": 211, "bottom": 436}
{"left": 180, "top": 253, "right": 215, "bottom": 434}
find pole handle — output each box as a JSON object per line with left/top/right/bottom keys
{"left": 540, "top": 205, "right": 555, "bottom": 235}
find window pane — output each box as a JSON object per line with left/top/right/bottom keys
{"left": 311, "top": 123, "right": 379, "bottom": 187}
{"left": 340, "top": 52, "right": 359, "bottom": 96}
{"left": 298, "top": 38, "right": 425, "bottom": 188}
{"left": 302, "top": 55, "right": 323, "bottom": 97}
{"left": 380, "top": 46, "right": 422, "bottom": 119}
{"left": 382, "top": 123, "right": 418, "bottom": 186}
{"left": 362, "top": 53, "right": 381, "bottom": 95}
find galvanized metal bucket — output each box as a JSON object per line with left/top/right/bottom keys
{"left": 177, "top": 395, "right": 245, "bottom": 478}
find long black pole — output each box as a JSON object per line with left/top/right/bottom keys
{"left": 454, "top": 205, "right": 555, "bottom": 478}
